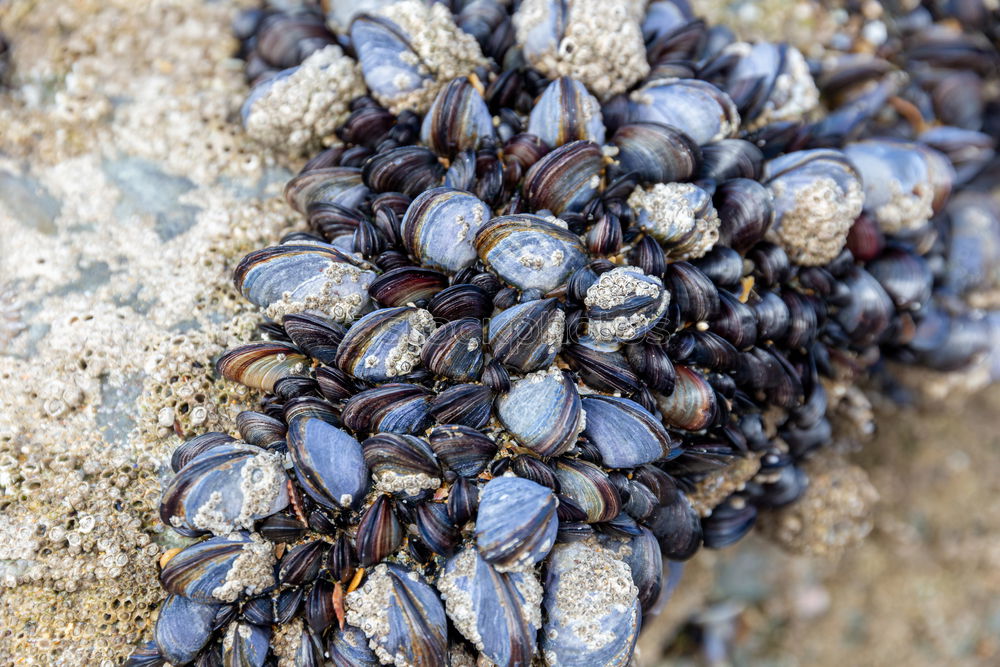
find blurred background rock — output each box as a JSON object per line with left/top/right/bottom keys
{"left": 0, "top": 0, "right": 997, "bottom": 665}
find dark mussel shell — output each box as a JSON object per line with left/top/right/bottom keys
{"left": 867, "top": 246, "right": 933, "bottom": 311}
{"left": 563, "top": 338, "right": 644, "bottom": 395}
{"left": 522, "top": 140, "right": 605, "bottom": 215}
{"left": 580, "top": 395, "right": 672, "bottom": 468}
{"left": 421, "top": 77, "right": 496, "bottom": 157}
{"left": 495, "top": 367, "right": 584, "bottom": 458}
{"left": 540, "top": 541, "right": 641, "bottom": 667}
{"left": 369, "top": 266, "right": 449, "bottom": 307}
{"left": 488, "top": 297, "right": 565, "bottom": 372}
{"left": 475, "top": 214, "right": 588, "bottom": 293}
{"left": 429, "top": 383, "right": 493, "bottom": 429}
{"left": 154, "top": 595, "right": 220, "bottom": 665}
{"left": 356, "top": 494, "right": 404, "bottom": 566}
{"left": 401, "top": 187, "right": 493, "bottom": 273}
{"left": 553, "top": 458, "right": 622, "bottom": 523}
{"left": 344, "top": 563, "right": 448, "bottom": 666}
{"left": 656, "top": 365, "right": 718, "bottom": 431}
{"left": 362, "top": 145, "right": 446, "bottom": 198}
{"left": 665, "top": 261, "right": 720, "bottom": 323}
{"left": 342, "top": 383, "right": 434, "bottom": 435}
{"left": 421, "top": 318, "right": 485, "bottom": 381}
{"left": 223, "top": 621, "right": 270, "bottom": 667}
{"left": 160, "top": 444, "right": 289, "bottom": 536}
{"left": 528, "top": 77, "right": 606, "bottom": 147}
{"left": 362, "top": 433, "right": 441, "bottom": 498}
{"left": 428, "top": 425, "right": 497, "bottom": 478}
{"left": 216, "top": 342, "right": 311, "bottom": 393}
{"left": 170, "top": 432, "right": 235, "bottom": 473}
{"left": 583, "top": 267, "right": 669, "bottom": 343}
{"left": 335, "top": 306, "right": 437, "bottom": 382}
{"left": 475, "top": 476, "right": 558, "bottom": 571}
{"left": 712, "top": 178, "right": 774, "bottom": 252}
{"left": 287, "top": 414, "right": 369, "bottom": 510}
{"left": 701, "top": 496, "right": 757, "bottom": 548}
{"left": 159, "top": 532, "right": 274, "bottom": 603}
{"left": 438, "top": 547, "right": 542, "bottom": 666}
{"left": 328, "top": 624, "right": 380, "bottom": 666}
{"left": 285, "top": 167, "right": 369, "bottom": 215}
{"left": 427, "top": 283, "right": 493, "bottom": 322}
{"left": 609, "top": 121, "right": 700, "bottom": 184}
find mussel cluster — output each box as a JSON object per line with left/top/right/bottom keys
{"left": 130, "top": 1, "right": 1000, "bottom": 665}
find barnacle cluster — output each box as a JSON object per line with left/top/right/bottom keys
{"left": 131, "top": 0, "right": 1000, "bottom": 665}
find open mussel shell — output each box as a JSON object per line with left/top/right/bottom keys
{"left": 160, "top": 444, "right": 289, "bottom": 536}
{"left": 629, "top": 77, "right": 740, "bottom": 145}
{"left": 421, "top": 77, "right": 495, "bottom": 157}
{"left": 401, "top": 187, "right": 492, "bottom": 272}
{"left": 609, "top": 121, "right": 700, "bottom": 184}
{"left": 362, "top": 433, "right": 441, "bottom": 498}
{"left": 216, "top": 342, "right": 311, "bottom": 393}
{"left": 476, "top": 476, "right": 558, "bottom": 571}
{"left": 287, "top": 414, "right": 369, "bottom": 510}
{"left": 495, "top": 367, "right": 584, "bottom": 458}
{"left": 284, "top": 167, "right": 369, "bottom": 215}
{"left": 223, "top": 621, "right": 270, "bottom": 667}
{"left": 541, "top": 541, "right": 641, "bottom": 667}
{"left": 488, "top": 297, "right": 565, "bottom": 372}
{"left": 584, "top": 266, "right": 669, "bottom": 343}
{"left": 523, "top": 140, "right": 604, "bottom": 215}
{"left": 235, "top": 244, "right": 376, "bottom": 323}
{"left": 656, "top": 365, "right": 717, "bottom": 431}
{"left": 345, "top": 563, "right": 448, "bottom": 667}
{"left": 335, "top": 306, "right": 437, "bottom": 382}
{"left": 528, "top": 77, "right": 605, "bottom": 148}
{"left": 170, "top": 432, "right": 235, "bottom": 473}
{"left": 154, "top": 594, "right": 220, "bottom": 665}
{"left": 438, "top": 547, "right": 542, "bottom": 666}
{"left": 553, "top": 458, "right": 622, "bottom": 523}
{"left": 581, "top": 395, "right": 673, "bottom": 468}
{"left": 428, "top": 425, "right": 497, "bottom": 478}
{"left": 160, "top": 532, "right": 274, "bottom": 603}
{"left": 343, "top": 383, "right": 434, "bottom": 435}
{"left": 475, "top": 214, "right": 587, "bottom": 293}
{"left": 328, "top": 623, "right": 380, "bottom": 666}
